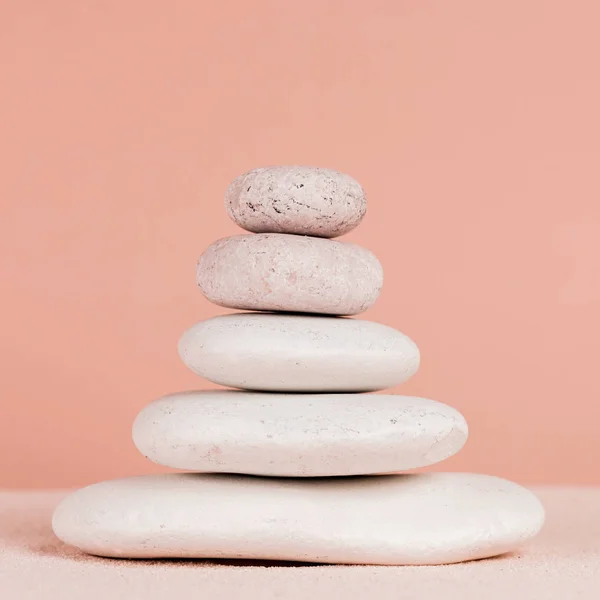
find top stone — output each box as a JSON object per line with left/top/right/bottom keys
{"left": 225, "top": 166, "right": 367, "bottom": 238}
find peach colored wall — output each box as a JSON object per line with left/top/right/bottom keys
{"left": 2, "top": 0, "right": 600, "bottom": 488}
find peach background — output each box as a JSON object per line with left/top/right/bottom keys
{"left": 2, "top": 0, "right": 600, "bottom": 488}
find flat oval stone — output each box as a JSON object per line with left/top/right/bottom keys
{"left": 225, "top": 166, "right": 367, "bottom": 237}
{"left": 178, "top": 314, "right": 420, "bottom": 392}
{"left": 196, "top": 234, "right": 383, "bottom": 316}
{"left": 52, "top": 473, "right": 544, "bottom": 565}
{"left": 132, "top": 391, "right": 467, "bottom": 476}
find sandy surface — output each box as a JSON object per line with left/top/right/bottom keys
{"left": 1, "top": 487, "right": 599, "bottom": 599}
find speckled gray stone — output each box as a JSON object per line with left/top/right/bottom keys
{"left": 225, "top": 166, "right": 367, "bottom": 237}
{"left": 178, "top": 313, "right": 419, "bottom": 392}
{"left": 52, "top": 472, "right": 545, "bottom": 564}
{"left": 132, "top": 391, "right": 467, "bottom": 476}
{"left": 196, "top": 234, "right": 383, "bottom": 315}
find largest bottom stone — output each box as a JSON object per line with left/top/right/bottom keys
{"left": 52, "top": 472, "right": 544, "bottom": 565}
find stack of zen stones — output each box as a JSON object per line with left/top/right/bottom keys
{"left": 52, "top": 166, "right": 545, "bottom": 565}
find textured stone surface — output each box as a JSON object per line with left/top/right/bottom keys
{"left": 196, "top": 234, "right": 383, "bottom": 315}
{"left": 51, "top": 473, "right": 544, "bottom": 565}
{"left": 178, "top": 313, "right": 419, "bottom": 392}
{"left": 225, "top": 166, "right": 367, "bottom": 237}
{"left": 1, "top": 487, "right": 597, "bottom": 598}
{"left": 132, "top": 391, "right": 467, "bottom": 476}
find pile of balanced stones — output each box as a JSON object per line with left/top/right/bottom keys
{"left": 53, "top": 166, "right": 544, "bottom": 565}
